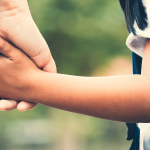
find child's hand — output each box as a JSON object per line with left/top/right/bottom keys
{"left": 0, "top": 0, "right": 57, "bottom": 111}
{"left": 0, "top": 37, "right": 41, "bottom": 103}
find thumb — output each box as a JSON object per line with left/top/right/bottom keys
{"left": 43, "top": 58, "right": 57, "bottom": 73}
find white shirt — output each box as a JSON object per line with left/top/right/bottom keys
{"left": 126, "top": 0, "right": 150, "bottom": 150}
{"left": 126, "top": 0, "right": 150, "bottom": 57}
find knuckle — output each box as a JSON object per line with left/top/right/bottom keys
{"left": 0, "top": 38, "right": 7, "bottom": 51}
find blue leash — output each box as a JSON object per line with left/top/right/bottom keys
{"left": 126, "top": 52, "right": 141, "bottom": 150}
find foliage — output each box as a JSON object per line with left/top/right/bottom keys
{"left": 28, "top": 0, "right": 130, "bottom": 75}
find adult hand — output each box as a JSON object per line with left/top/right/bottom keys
{"left": 0, "top": 0, "right": 57, "bottom": 111}
{"left": 0, "top": 100, "right": 37, "bottom": 111}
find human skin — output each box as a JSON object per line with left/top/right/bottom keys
{"left": 142, "top": 38, "right": 150, "bottom": 76}
{"left": 0, "top": 38, "right": 150, "bottom": 122}
{"left": 0, "top": 0, "right": 56, "bottom": 111}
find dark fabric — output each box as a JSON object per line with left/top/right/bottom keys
{"left": 126, "top": 123, "right": 140, "bottom": 150}
{"left": 132, "top": 52, "right": 142, "bottom": 74}
{"left": 126, "top": 52, "right": 142, "bottom": 150}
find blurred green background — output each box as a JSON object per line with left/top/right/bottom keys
{"left": 0, "top": 0, "right": 132, "bottom": 150}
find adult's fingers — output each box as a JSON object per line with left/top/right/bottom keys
{"left": 0, "top": 100, "right": 17, "bottom": 111}
{"left": 17, "top": 101, "right": 38, "bottom": 112}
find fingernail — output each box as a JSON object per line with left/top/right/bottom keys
{"left": 19, "top": 110, "right": 26, "bottom": 112}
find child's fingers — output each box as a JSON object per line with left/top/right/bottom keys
{"left": 0, "top": 37, "right": 13, "bottom": 59}
{"left": 17, "top": 101, "right": 38, "bottom": 112}
{"left": 0, "top": 37, "right": 22, "bottom": 60}
{"left": 0, "top": 100, "right": 18, "bottom": 111}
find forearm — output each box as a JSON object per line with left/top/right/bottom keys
{"left": 28, "top": 72, "right": 150, "bottom": 123}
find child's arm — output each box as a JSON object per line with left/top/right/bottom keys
{"left": 0, "top": 38, "right": 150, "bottom": 123}
{"left": 31, "top": 73, "right": 150, "bottom": 123}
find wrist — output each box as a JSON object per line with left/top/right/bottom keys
{"left": 24, "top": 71, "right": 57, "bottom": 106}
{"left": 17, "top": 70, "right": 44, "bottom": 103}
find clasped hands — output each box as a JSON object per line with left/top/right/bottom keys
{"left": 0, "top": 0, "right": 57, "bottom": 111}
